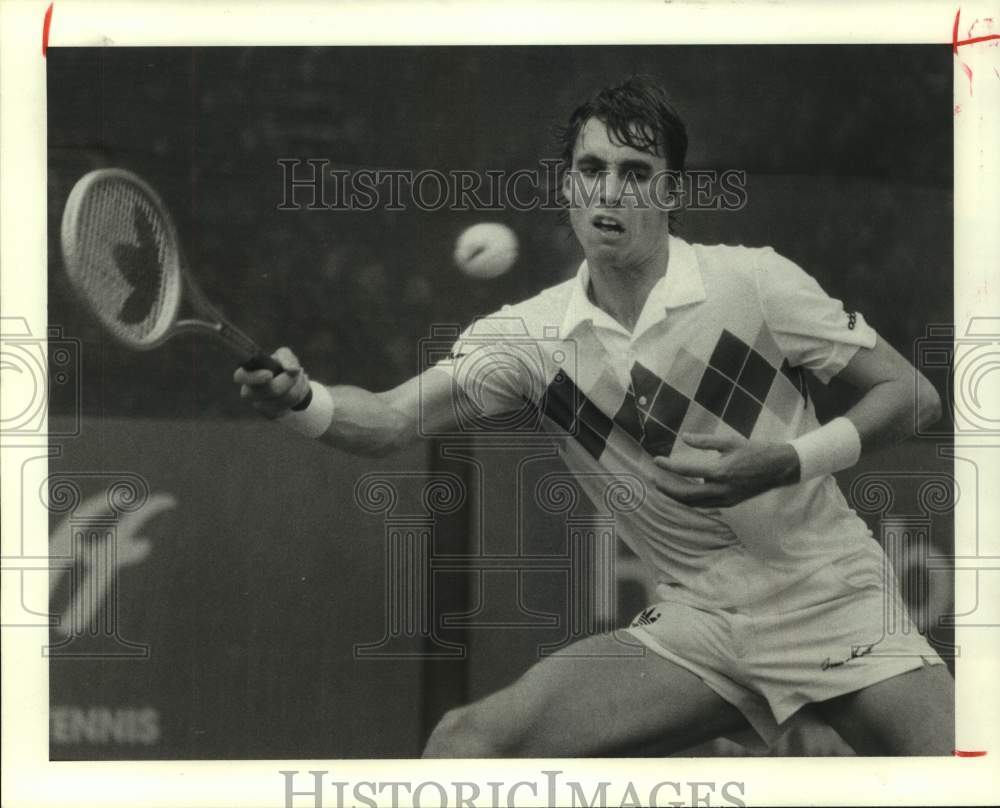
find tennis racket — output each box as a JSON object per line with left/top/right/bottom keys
{"left": 60, "top": 168, "right": 311, "bottom": 407}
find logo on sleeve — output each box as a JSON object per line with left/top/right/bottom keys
{"left": 847, "top": 312, "right": 857, "bottom": 330}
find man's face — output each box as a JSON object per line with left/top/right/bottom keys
{"left": 562, "top": 117, "right": 673, "bottom": 269}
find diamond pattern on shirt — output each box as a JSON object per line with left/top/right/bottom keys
{"left": 538, "top": 328, "right": 809, "bottom": 462}
{"left": 662, "top": 346, "right": 705, "bottom": 399}
{"left": 737, "top": 348, "right": 777, "bottom": 402}
{"left": 677, "top": 399, "right": 720, "bottom": 438}
{"left": 541, "top": 370, "right": 577, "bottom": 432}
{"left": 723, "top": 384, "right": 763, "bottom": 438}
{"left": 540, "top": 370, "right": 614, "bottom": 460}
{"left": 630, "top": 362, "right": 665, "bottom": 411}
{"left": 690, "top": 330, "right": 807, "bottom": 438}
{"left": 752, "top": 325, "right": 783, "bottom": 367}
{"left": 765, "top": 382, "right": 794, "bottom": 424}
{"left": 642, "top": 421, "right": 678, "bottom": 457}
{"left": 647, "top": 379, "right": 690, "bottom": 434}
{"left": 694, "top": 365, "right": 732, "bottom": 417}
{"left": 615, "top": 361, "right": 693, "bottom": 458}
{"left": 614, "top": 388, "right": 644, "bottom": 443}
{"left": 708, "top": 329, "right": 752, "bottom": 379}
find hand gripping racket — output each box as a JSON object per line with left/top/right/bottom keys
{"left": 60, "top": 168, "right": 312, "bottom": 408}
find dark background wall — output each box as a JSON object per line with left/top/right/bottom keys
{"left": 47, "top": 45, "right": 954, "bottom": 760}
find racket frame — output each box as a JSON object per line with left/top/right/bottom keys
{"left": 61, "top": 168, "right": 268, "bottom": 364}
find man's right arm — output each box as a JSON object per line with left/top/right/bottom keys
{"left": 233, "top": 346, "right": 463, "bottom": 457}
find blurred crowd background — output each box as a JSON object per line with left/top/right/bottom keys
{"left": 46, "top": 45, "right": 954, "bottom": 760}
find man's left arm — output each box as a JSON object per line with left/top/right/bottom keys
{"left": 834, "top": 334, "right": 942, "bottom": 451}
{"left": 653, "top": 336, "right": 940, "bottom": 505}
{"left": 654, "top": 337, "right": 942, "bottom": 507}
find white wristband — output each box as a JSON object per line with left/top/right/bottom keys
{"left": 278, "top": 380, "right": 334, "bottom": 439}
{"left": 789, "top": 416, "right": 862, "bottom": 482}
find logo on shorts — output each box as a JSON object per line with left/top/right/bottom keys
{"left": 821, "top": 641, "right": 879, "bottom": 671}
{"left": 631, "top": 607, "right": 661, "bottom": 627}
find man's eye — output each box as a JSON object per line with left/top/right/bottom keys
{"left": 578, "top": 167, "right": 600, "bottom": 178}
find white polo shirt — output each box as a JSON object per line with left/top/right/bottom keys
{"left": 441, "top": 237, "right": 882, "bottom": 610}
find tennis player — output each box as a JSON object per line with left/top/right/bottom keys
{"left": 234, "top": 76, "right": 954, "bottom": 756}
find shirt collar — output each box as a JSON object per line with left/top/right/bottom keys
{"left": 559, "top": 236, "right": 705, "bottom": 339}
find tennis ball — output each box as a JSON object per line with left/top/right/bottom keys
{"left": 453, "top": 223, "right": 518, "bottom": 279}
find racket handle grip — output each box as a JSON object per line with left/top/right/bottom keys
{"left": 241, "top": 353, "right": 314, "bottom": 411}
{"left": 242, "top": 352, "right": 286, "bottom": 376}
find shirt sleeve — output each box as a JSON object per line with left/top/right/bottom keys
{"left": 754, "top": 248, "right": 877, "bottom": 384}
{"left": 434, "top": 311, "right": 541, "bottom": 417}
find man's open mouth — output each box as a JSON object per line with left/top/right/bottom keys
{"left": 592, "top": 214, "right": 625, "bottom": 234}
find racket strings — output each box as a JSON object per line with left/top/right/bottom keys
{"left": 69, "top": 180, "right": 181, "bottom": 346}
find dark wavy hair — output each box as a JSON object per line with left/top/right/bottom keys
{"left": 556, "top": 75, "right": 688, "bottom": 230}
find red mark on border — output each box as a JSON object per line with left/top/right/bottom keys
{"left": 960, "top": 61, "right": 974, "bottom": 95}
{"left": 953, "top": 749, "right": 988, "bottom": 757}
{"left": 42, "top": 3, "right": 53, "bottom": 57}
{"left": 953, "top": 8, "right": 1000, "bottom": 52}
{"left": 952, "top": 9, "right": 1000, "bottom": 95}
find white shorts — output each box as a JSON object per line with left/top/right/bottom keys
{"left": 627, "top": 576, "right": 946, "bottom": 751}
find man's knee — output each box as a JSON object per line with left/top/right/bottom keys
{"left": 422, "top": 704, "right": 517, "bottom": 758}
